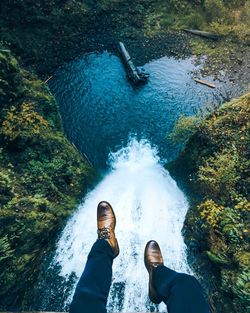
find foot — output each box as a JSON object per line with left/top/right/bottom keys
{"left": 97, "top": 201, "right": 119, "bottom": 258}
{"left": 144, "top": 240, "right": 164, "bottom": 304}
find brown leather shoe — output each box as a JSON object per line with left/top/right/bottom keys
{"left": 97, "top": 201, "right": 119, "bottom": 258}
{"left": 144, "top": 240, "right": 164, "bottom": 304}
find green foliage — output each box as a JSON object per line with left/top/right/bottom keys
{"left": 221, "top": 269, "right": 250, "bottom": 308}
{"left": 0, "top": 0, "right": 248, "bottom": 311}
{"left": 169, "top": 115, "right": 201, "bottom": 143}
{"left": 2, "top": 103, "right": 48, "bottom": 141}
{"left": 234, "top": 251, "right": 250, "bottom": 269}
{"left": 181, "top": 11, "right": 206, "bottom": 29}
{"left": 0, "top": 169, "right": 15, "bottom": 205}
{"left": 198, "top": 199, "right": 224, "bottom": 227}
{"left": 223, "top": 0, "right": 248, "bottom": 8}
{"left": 172, "top": 93, "right": 250, "bottom": 313}
{"left": 0, "top": 0, "right": 248, "bottom": 75}
{"left": 204, "top": 0, "right": 227, "bottom": 22}
{"left": 98, "top": 0, "right": 122, "bottom": 11}
{"left": 0, "top": 0, "right": 153, "bottom": 72}
{"left": 0, "top": 50, "right": 92, "bottom": 308}
{"left": 207, "top": 230, "right": 230, "bottom": 265}
{"left": 0, "top": 236, "right": 13, "bottom": 262}
{"left": 0, "top": 51, "right": 25, "bottom": 108}
{"left": 197, "top": 148, "right": 240, "bottom": 201}
{"left": 218, "top": 208, "right": 244, "bottom": 244}
{"left": 207, "top": 251, "right": 229, "bottom": 265}
{"left": 142, "top": 0, "right": 249, "bottom": 41}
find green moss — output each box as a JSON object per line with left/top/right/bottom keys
{"left": 0, "top": 50, "right": 92, "bottom": 308}
{"left": 170, "top": 93, "right": 250, "bottom": 313}
{"left": 154, "top": 0, "right": 249, "bottom": 38}
{"left": 168, "top": 115, "right": 202, "bottom": 143}
{"left": 234, "top": 251, "right": 250, "bottom": 269}
{"left": 197, "top": 148, "right": 240, "bottom": 201}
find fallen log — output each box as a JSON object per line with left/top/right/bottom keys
{"left": 183, "top": 29, "right": 220, "bottom": 40}
{"left": 194, "top": 78, "right": 216, "bottom": 88}
{"left": 44, "top": 75, "right": 53, "bottom": 84}
{"left": 118, "top": 42, "right": 149, "bottom": 84}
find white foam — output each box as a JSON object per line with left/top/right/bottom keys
{"left": 52, "top": 139, "right": 191, "bottom": 312}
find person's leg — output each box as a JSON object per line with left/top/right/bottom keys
{"left": 144, "top": 240, "right": 210, "bottom": 313}
{"left": 69, "top": 239, "right": 114, "bottom": 313}
{"left": 153, "top": 266, "right": 210, "bottom": 313}
{"left": 70, "top": 201, "right": 119, "bottom": 313}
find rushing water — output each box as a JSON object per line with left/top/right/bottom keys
{"left": 52, "top": 139, "right": 191, "bottom": 312}
{"left": 34, "top": 51, "right": 232, "bottom": 311}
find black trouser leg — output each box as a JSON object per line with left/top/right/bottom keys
{"left": 69, "top": 239, "right": 114, "bottom": 313}
{"left": 153, "top": 266, "right": 210, "bottom": 313}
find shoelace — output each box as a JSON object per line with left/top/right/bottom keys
{"left": 97, "top": 227, "right": 111, "bottom": 239}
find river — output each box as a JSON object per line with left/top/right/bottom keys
{"left": 33, "top": 51, "right": 233, "bottom": 312}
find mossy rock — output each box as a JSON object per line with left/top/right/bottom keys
{"left": 170, "top": 93, "right": 250, "bottom": 313}
{"left": 0, "top": 49, "right": 93, "bottom": 308}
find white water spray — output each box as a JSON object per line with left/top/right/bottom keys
{"left": 52, "top": 139, "right": 192, "bottom": 312}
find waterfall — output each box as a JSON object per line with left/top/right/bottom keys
{"left": 51, "top": 138, "right": 192, "bottom": 312}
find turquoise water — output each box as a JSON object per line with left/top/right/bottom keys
{"left": 50, "top": 51, "right": 229, "bottom": 168}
